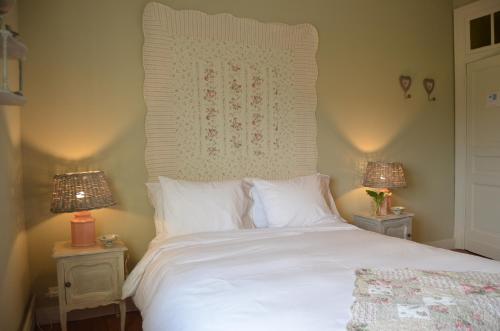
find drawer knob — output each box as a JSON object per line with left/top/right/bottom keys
{"left": 64, "top": 282, "right": 71, "bottom": 288}
{"left": 407, "top": 234, "right": 412, "bottom": 238}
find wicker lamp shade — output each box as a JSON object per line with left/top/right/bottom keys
{"left": 362, "top": 161, "right": 407, "bottom": 189}
{"left": 50, "top": 171, "right": 116, "bottom": 213}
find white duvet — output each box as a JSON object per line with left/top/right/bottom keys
{"left": 123, "top": 223, "right": 500, "bottom": 331}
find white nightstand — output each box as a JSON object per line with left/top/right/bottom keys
{"left": 352, "top": 212, "right": 414, "bottom": 240}
{"left": 52, "top": 241, "right": 128, "bottom": 331}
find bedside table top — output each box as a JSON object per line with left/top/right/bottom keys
{"left": 354, "top": 212, "right": 414, "bottom": 222}
{"left": 52, "top": 240, "right": 127, "bottom": 258}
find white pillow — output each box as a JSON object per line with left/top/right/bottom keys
{"left": 248, "top": 174, "right": 340, "bottom": 228}
{"left": 318, "top": 174, "right": 341, "bottom": 217}
{"left": 158, "top": 177, "right": 252, "bottom": 237}
{"left": 249, "top": 185, "right": 269, "bottom": 228}
{"left": 147, "top": 175, "right": 340, "bottom": 233}
{"left": 145, "top": 182, "right": 165, "bottom": 235}
{"left": 250, "top": 174, "right": 339, "bottom": 228}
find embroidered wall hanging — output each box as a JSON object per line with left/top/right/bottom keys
{"left": 143, "top": 3, "right": 318, "bottom": 181}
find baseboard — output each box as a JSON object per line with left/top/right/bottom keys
{"left": 22, "top": 295, "right": 36, "bottom": 331}
{"left": 35, "top": 297, "right": 137, "bottom": 326}
{"left": 424, "top": 238, "right": 455, "bottom": 249}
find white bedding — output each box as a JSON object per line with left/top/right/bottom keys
{"left": 123, "top": 223, "right": 500, "bottom": 331}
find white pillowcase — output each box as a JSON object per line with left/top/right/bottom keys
{"left": 248, "top": 174, "right": 341, "bottom": 228}
{"left": 145, "top": 182, "right": 165, "bottom": 235}
{"left": 318, "top": 174, "right": 341, "bottom": 216}
{"left": 158, "top": 177, "right": 251, "bottom": 237}
{"left": 249, "top": 185, "right": 269, "bottom": 228}
{"left": 146, "top": 174, "right": 341, "bottom": 234}
{"left": 249, "top": 174, "right": 339, "bottom": 228}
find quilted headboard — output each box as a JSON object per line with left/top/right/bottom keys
{"left": 143, "top": 3, "right": 318, "bottom": 181}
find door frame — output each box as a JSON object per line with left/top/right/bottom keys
{"left": 454, "top": 0, "right": 500, "bottom": 248}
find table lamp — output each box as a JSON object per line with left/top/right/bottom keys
{"left": 50, "top": 171, "right": 116, "bottom": 247}
{"left": 362, "top": 161, "right": 406, "bottom": 215}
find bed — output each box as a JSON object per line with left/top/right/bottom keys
{"left": 126, "top": 4, "right": 500, "bottom": 330}
{"left": 123, "top": 222, "right": 500, "bottom": 331}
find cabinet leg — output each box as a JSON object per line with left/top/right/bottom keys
{"left": 119, "top": 301, "right": 126, "bottom": 331}
{"left": 59, "top": 310, "right": 67, "bottom": 331}
{"left": 114, "top": 303, "right": 120, "bottom": 318}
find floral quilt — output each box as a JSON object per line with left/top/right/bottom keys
{"left": 348, "top": 268, "right": 500, "bottom": 331}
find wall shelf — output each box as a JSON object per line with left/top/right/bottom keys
{"left": 0, "top": 90, "right": 25, "bottom": 105}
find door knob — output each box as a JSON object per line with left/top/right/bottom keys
{"left": 64, "top": 282, "right": 71, "bottom": 288}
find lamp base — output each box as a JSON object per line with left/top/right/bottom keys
{"left": 71, "top": 211, "right": 96, "bottom": 247}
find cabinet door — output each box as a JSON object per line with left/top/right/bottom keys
{"left": 63, "top": 254, "right": 120, "bottom": 307}
{"left": 382, "top": 219, "right": 412, "bottom": 240}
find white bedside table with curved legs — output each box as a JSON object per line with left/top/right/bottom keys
{"left": 352, "top": 212, "right": 414, "bottom": 240}
{"left": 52, "top": 240, "right": 128, "bottom": 331}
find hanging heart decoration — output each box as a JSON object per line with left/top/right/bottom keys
{"left": 423, "top": 78, "right": 436, "bottom": 101}
{"left": 399, "top": 75, "right": 412, "bottom": 98}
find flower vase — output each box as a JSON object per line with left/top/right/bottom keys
{"left": 372, "top": 199, "right": 388, "bottom": 216}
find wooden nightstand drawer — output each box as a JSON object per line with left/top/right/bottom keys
{"left": 352, "top": 213, "right": 414, "bottom": 240}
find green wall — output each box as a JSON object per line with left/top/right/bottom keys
{"left": 453, "top": 0, "right": 478, "bottom": 8}
{"left": 0, "top": 6, "right": 31, "bottom": 330}
{"left": 18, "top": 0, "right": 455, "bottom": 285}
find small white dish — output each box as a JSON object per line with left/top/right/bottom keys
{"left": 98, "top": 234, "right": 118, "bottom": 247}
{"left": 391, "top": 206, "right": 406, "bottom": 215}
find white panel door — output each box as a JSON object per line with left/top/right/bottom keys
{"left": 466, "top": 53, "right": 500, "bottom": 260}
